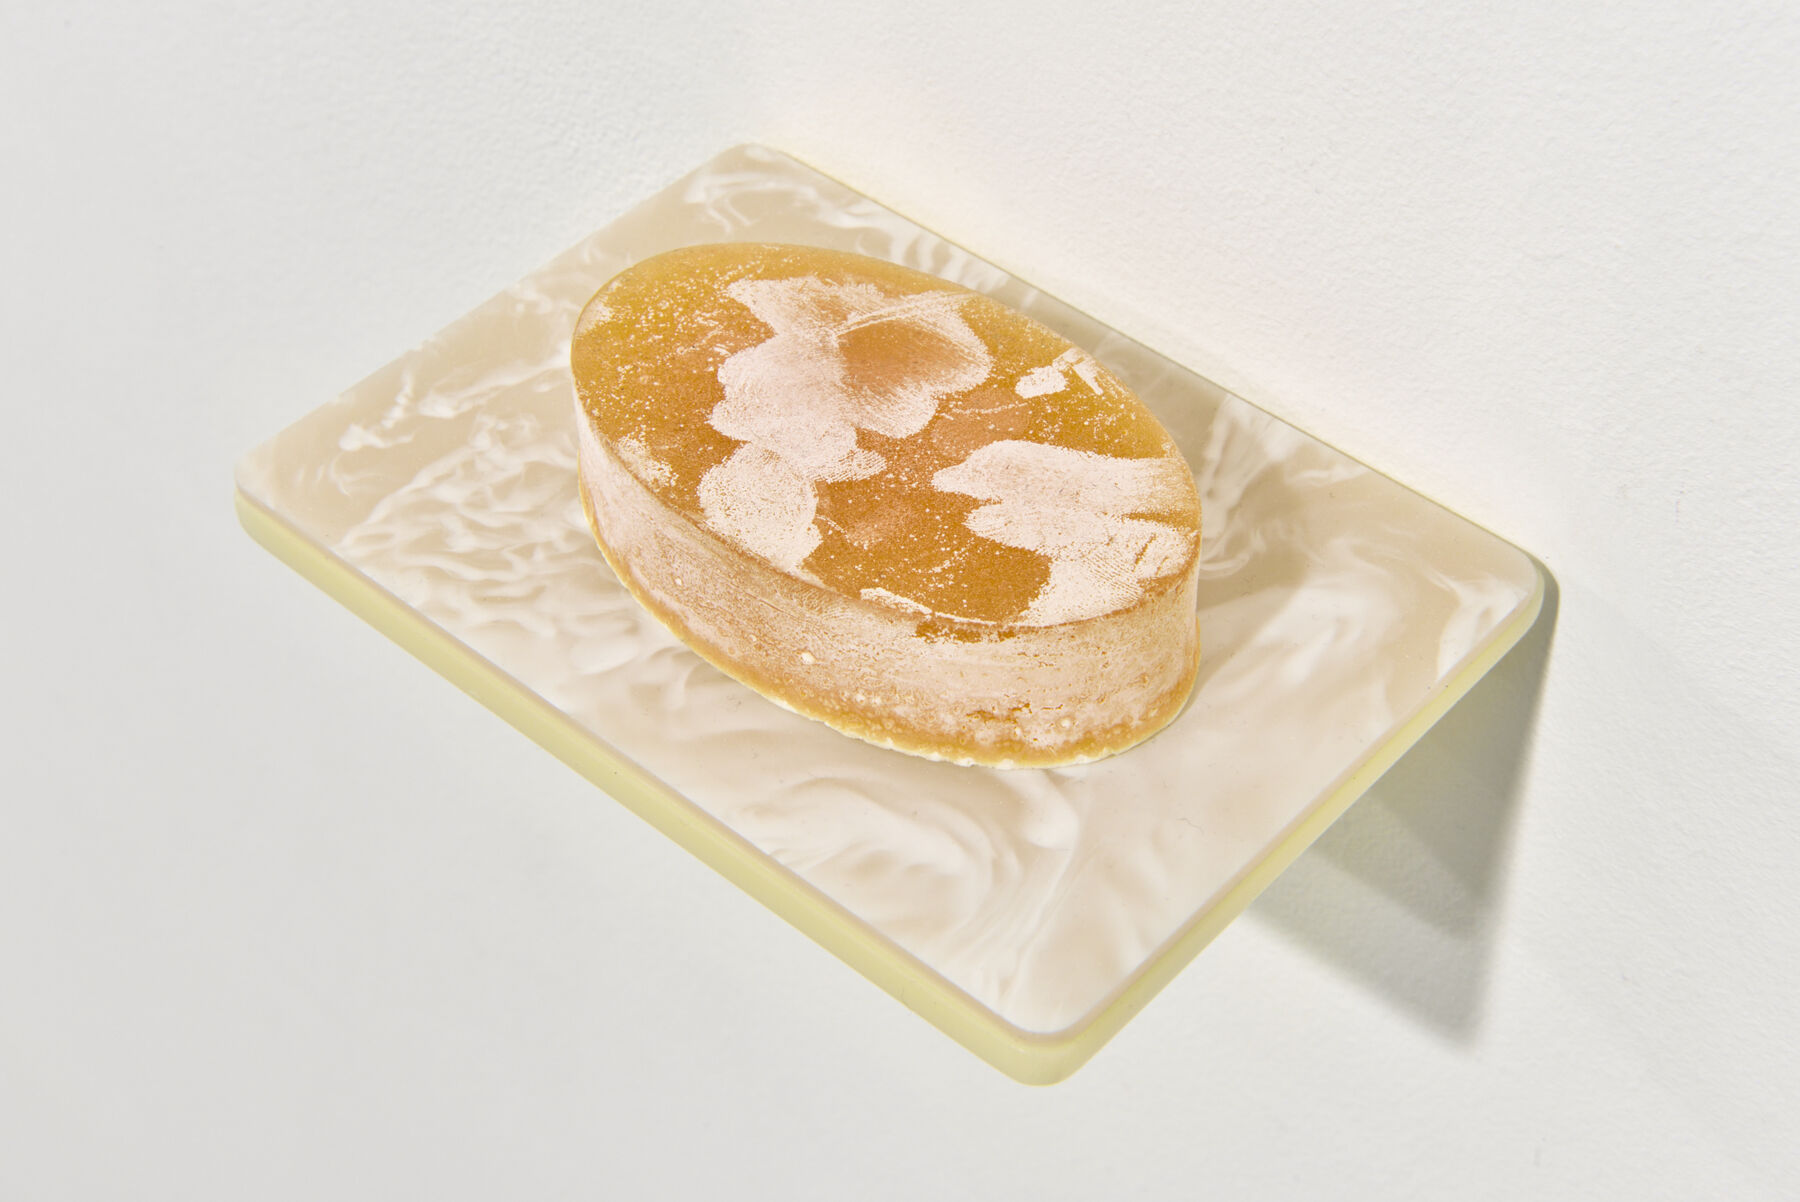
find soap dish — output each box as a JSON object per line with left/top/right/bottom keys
{"left": 235, "top": 145, "right": 1543, "bottom": 1083}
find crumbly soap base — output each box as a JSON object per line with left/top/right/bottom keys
{"left": 235, "top": 146, "right": 1545, "bottom": 1084}
{"left": 576, "top": 428, "right": 1200, "bottom": 770}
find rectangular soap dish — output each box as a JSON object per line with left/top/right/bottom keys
{"left": 235, "top": 145, "right": 1543, "bottom": 1083}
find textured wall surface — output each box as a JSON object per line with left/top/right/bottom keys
{"left": 3, "top": 3, "right": 1796, "bottom": 1198}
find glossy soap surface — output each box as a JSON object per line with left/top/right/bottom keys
{"left": 236, "top": 146, "right": 1542, "bottom": 1074}
{"left": 571, "top": 243, "right": 1201, "bottom": 765}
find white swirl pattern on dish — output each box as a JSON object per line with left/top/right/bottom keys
{"left": 237, "top": 146, "right": 1538, "bottom": 1034}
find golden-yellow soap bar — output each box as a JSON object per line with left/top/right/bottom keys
{"left": 571, "top": 243, "right": 1200, "bottom": 767}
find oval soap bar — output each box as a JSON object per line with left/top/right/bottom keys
{"left": 571, "top": 243, "right": 1199, "bottom": 767}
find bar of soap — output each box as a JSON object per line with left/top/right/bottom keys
{"left": 571, "top": 243, "right": 1199, "bottom": 767}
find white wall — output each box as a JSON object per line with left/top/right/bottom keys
{"left": 4, "top": 2, "right": 1795, "bottom": 1197}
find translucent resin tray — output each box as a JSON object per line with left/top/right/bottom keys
{"left": 235, "top": 145, "right": 1543, "bottom": 1083}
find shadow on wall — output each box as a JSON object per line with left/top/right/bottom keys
{"left": 1249, "top": 565, "right": 1560, "bottom": 1043}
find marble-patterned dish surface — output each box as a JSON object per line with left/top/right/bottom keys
{"left": 237, "top": 146, "right": 1539, "bottom": 1036}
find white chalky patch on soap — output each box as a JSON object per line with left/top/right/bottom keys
{"left": 698, "top": 276, "right": 992, "bottom": 574}
{"left": 860, "top": 586, "right": 933, "bottom": 614}
{"left": 933, "top": 440, "right": 1196, "bottom": 626}
{"left": 1014, "top": 348, "right": 1103, "bottom": 399}
{"left": 697, "top": 445, "right": 823, "bottom": 574}
{"left": 573, "top": 299, "right": 612, "bottom": 339}
{"left": 615, "top": 435, "right": 675, "bottom": 490}
{"left": 1071, "top": 355, "right": 1103, "bottom": 394}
